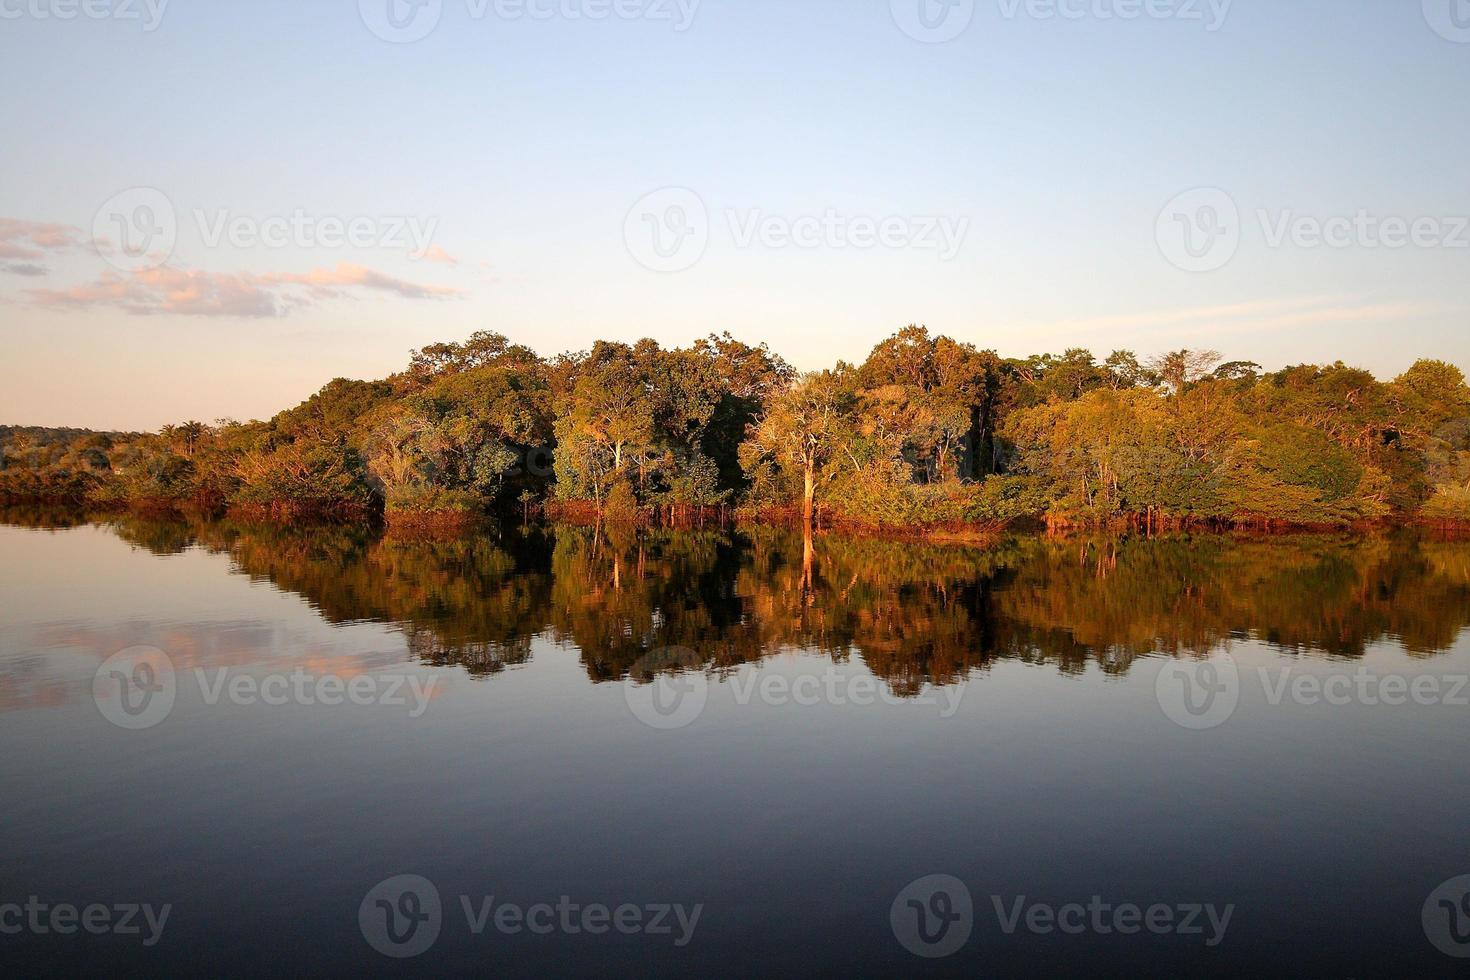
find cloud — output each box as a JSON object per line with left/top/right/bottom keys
{"left": 25, "top": 268, "right": 278, "bottom": 318}
{"left": 1018, "top": 296, "right": 1444, "bottom": 345}
{"left": 0, "top": 219, "right": 89, "bottom": 258}
{"left": 420, "top": 245, "right": 458, "bottom": 266}
{"left": 25, "top": 261, "right": 462, "bottom": 318}
{"left": 1170, "top": 300, "right": 1442, "bottom": 339}
{"left": 0, "top": 218, "right": 94, "bottom": 275}
{"left": 260, "top": 262, "right": 463, "bottom": 300}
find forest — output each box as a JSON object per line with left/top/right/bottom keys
{"left": 3, "top": 326, "right": 1470, "bottom": 531}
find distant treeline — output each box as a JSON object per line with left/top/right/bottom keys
{"left": 3, "top": 327, "right": 1469, "bottom": 530}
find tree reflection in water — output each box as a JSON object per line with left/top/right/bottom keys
{"left": 8, "top": 507, "right": 1470, "bottom": 695}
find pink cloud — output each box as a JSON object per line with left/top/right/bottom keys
{"left": 421, "top": 245, "right": 459, "bottom": 266}
{"left": 26, "top": 268, "right": 279, "bottom": 317}
{"left": 0, "top": 219, "right": 91, "bottom": 269}
{"left": 261, "top": 262, "right": 463, "bottom": 300}
{"left": 25, "top": 261, "right": 462, "bottom": 318}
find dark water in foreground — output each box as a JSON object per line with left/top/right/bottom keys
{"left": 2, "top": 509, "right": 1470, "bottom": 977}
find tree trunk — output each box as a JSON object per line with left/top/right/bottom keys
{"left": 968, "top": 405, "right": 984, "bottom": 479}
{"left": 802, "top": 461, "right": 816, "bottom": 527}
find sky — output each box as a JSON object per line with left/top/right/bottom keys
{"left": 1, "top": 0, "right": 1468, "bottom": 431}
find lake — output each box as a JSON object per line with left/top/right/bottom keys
{"left": 2, "top": 509, "right": 1469, "bottom": 976}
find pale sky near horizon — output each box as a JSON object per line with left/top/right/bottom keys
{"left": 2, "top": 0, "right": 1468, "bottom": 431}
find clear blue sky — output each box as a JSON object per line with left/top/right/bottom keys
{"left": 2, "top": 0, "right": 1468, "bottom": 429}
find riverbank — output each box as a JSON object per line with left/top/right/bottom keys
{"left": 7, "top": 494, "right": 1470, "bottom": 540}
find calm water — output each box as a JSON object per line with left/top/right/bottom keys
{"left": 3, "top": 510, "right": 1470, "bottom": 976}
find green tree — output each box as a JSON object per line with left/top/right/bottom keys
{"left": 743, "top": 369, "right": 858, "bottom": 526}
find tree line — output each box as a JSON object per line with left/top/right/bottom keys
{"left": 3, "top": 326, "right": 1469, "bottom": 529}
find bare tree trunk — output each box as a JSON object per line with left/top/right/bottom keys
{"left": 802, "top": 460, "right": 816, "bottom": 528}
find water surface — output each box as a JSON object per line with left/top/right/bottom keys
{"left": 2, "top": 511, "right": 1469, "bottom": 976}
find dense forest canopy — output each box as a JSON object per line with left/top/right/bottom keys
{"left": 4, "top": 327, "right": 1469, "bottom": 529}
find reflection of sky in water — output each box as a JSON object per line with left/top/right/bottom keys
{"left": 0, "top": 526, "right": 423, "bottom": 715}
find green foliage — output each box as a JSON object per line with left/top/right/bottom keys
{"left": 110, "top": 449, "right": 198, "bottom": 505}
{"left": 1422, "top": 484, "right": 1470, "bottom": 523}
{"left": 603, "top": 479, "right": 639, "bottom": 523}
{"left": 742, "top": 368, "right": 859, "bottom": 520}
{"left": 7, "top": 331, "right": 1470, "bottom": 531}
{"left": 829, "top": 458, "right": 929, "bottom": 526}
{"left": 1004, "top": 386, "right": 1232, "bottom": 521}
{"left": 961, "top": 476, "right": 1052, "bottom": 524}
{"left": 364, "top": 363, "right": 549, "bottom": 514}
{"left": 0, "top": 426, "right": 131, "bottom": 503}
{"left": 272, "top": 379, "right": 395, "bottom": 449}
{"left": 1252, "top": 425, "right": 1363, "bottom": 503}
{"left": 233, "top": 441, "right": 371, "bottom": 513}
{"left": 384, "top": 486, "right": 482, "bottom": 515}
{"left": 657, "top": 452, "right": 730, "bottom": 508}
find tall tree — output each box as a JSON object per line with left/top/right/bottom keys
{"left": 743, "top": 370, "right": 857, "bottom": 526}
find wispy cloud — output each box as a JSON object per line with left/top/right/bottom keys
{"left": 3, "top": 262, "right": 50, "bottom": 277}
{"left": 1170, "top": 300, "right": 1442, "bottom": 339}
{"left": 25, "top": 262, "right": 463, "bottom": 318}
{"left": 1018, "top": 296, "right": 1446, "bottom": 344}
{"left": 0, "top": 219, "right": 93, "bottom": 275}
{"left": 260, "top": 262, "right": 463, "bottom": 300}
{"left": 420, "top": 245, "right": 458, "bottom": 266}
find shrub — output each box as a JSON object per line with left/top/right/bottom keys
{"left": 1422, "top": 484, "right": 1470, "bottom": 523}
{"left": 603, "top": 479, "right": 640, "bottom": 522}
{"left": 233, "top": 442, "right": 371, "bottom": 515}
